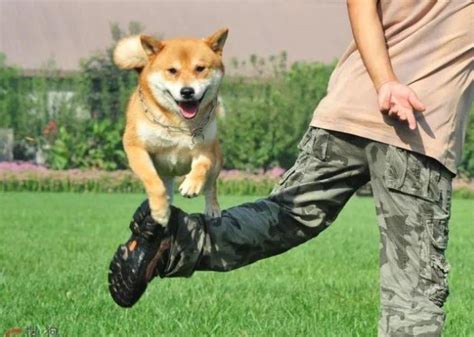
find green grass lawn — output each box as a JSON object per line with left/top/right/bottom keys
{"left": 0, "top": 193, "right": 473, "bottom": 337}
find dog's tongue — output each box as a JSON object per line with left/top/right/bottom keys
{"left": 178, "top": 101, "right": 199, "bottom": 119}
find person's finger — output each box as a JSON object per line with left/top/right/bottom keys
{"left": 405, "top": 109, "right": 417, "bottom": 130}
{"left": 388, "top": 109, "right": 398, "bottom": 118}
{"left": 389, "top": 104, "right": 399, "bottom": 114}
{"left": 408, "top": 91, "right": 426, "bottom": 111}
{"left": 378, "top": 90, "right": 391, "bottom": 113}
{"left": 398, "top": 111, "right": 407, "bottom": 121}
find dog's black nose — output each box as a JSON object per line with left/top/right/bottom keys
{"left": 180, "top": 87, "right": 195, "bottom": 99}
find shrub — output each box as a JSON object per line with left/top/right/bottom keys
{"left": 47, "top": 119, "right": 126, "bottom": 170}
{"left": 220, "top": 55, "right": 335, "bottom": 170}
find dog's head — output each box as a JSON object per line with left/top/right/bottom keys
{"left": 114, "top": 28, "right": 228, "bottom": 120}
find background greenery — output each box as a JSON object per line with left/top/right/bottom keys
{"left": 0, "top": 23, "right": 472, "bottom": 176}
{"left": 1, "top": 193, "right": 472, "bottom": 336}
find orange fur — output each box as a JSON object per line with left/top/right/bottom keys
{"left": 116, "top": 28, "right": 228, "bottom": 224}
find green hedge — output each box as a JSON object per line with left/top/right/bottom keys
{"left": 0, "top": 170, "right": 279, "bottom": 195}
{"left": 2, "top": 169, "right": 473, "bottom": 198}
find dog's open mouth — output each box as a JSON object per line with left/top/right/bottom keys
{"left": 178, "top": 101, "right": 200, "bottom": 119}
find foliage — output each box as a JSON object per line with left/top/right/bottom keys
{"left": 0, "top": 165, "right": 281, "bottom": 195}
{"left": 2, "top": 163, "right": 474, "bottom": 197}
{"left": 0, "top": 54, "right": 80, "bottom": 141}
{"left": 0, "top": 169, "right": 141, "bottom": 193}
{"left": 0, "top": 53, "right": 22, "bottom": 131}
{"left": 1, "top": 22, "right": 473, "bottom": 176}
{"left": 220, "top": 55, "right": 335, "bottom": 169}
{"left": 452, "top": 187, "right": 474, "bottom": 199}
{"left": 47, "top": 119, "right": 126, "bottom": 170}
{"left": 77, "top": 22, "right": 142, "bottom": 121}
{"left": 0, "top": 54, "right": 85, "bottom": 163}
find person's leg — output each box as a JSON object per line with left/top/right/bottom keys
{"left": 109, "top": 127, "right": 372, "bottom": 307}
{"left": 367, "top": 143, "right": 452, "bottom": 336}
{"left": 163, "top": 128, "right": 371, "bottom": 277}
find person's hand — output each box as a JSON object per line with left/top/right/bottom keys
{"left": 377, "top": 81, "right": 426, "bottom": 130}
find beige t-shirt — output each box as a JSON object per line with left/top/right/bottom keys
{"left": 311, "top": 0, "right": 473, "bottom": 173}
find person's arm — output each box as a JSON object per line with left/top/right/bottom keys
{"left": 347, "top": 0, "right": 425, "bottom": 130}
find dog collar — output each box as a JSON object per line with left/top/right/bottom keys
{"left": 138, "top": 87, "right": 217, "bottom": 144}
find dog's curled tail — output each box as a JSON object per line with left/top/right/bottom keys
{"left": 113, "top": 36, "right": 148, "bottom": 70}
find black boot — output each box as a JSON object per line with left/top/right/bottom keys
{"left": 108, "top": 200, "right": 171, "bottom": 308}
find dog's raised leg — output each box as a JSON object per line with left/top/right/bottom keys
{"left": 203, "top": 147, "right": 222, "bottom": 217}
{"left": 179, "top": 148, "right": 215, "bottom": 199}
{"left": 179, "top": 155, "right": 211, "bottom": 198}
{"left": 162, "top": 176, "right": 174, "bottom": 204}
{"left": 204, "top": 176, "right": 221, "bottom": 218}
{"left": 179, "top": 143, "right": 221, "bottom": 217}
{"left": 125, "top": 145, "right": 171, "bottom": 225}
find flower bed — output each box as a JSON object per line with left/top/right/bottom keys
{"left": 2, "top": 161, "right": 473, "bottom": 197}
{"left": 0, "top": 163, "right": 143, "bottom": 193}
{"left": 0, "top": 162, "right": 281, "bottom": 195}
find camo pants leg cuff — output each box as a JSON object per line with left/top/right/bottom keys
{"left": 379, "top": 303, "right": 445, "bottom": 337}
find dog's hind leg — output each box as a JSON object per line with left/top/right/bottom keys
{"left": 203, "top": 142, "right": 222, "bottom": 218}
{"left": 162, "top": 176, "right": 174, "bottom": 204}
{"left": 204, "top": 177, "right": 221, "bottom": 218}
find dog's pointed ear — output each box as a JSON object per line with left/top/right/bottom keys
{"left": 140, "top": 35, "right": 164, "bottom": 57}
{"left": 205, "top": 28, "right": 229, "bottom": 55}
{"left": 113, "top": 36, "right": 149, "bottom": 70}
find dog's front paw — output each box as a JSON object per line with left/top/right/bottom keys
{"left": 179, "top": 176, "right": 204, "bottom": 198}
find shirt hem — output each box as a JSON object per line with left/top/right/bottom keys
{"left": 311, "top": 115, "right": 456, "bottom": 174}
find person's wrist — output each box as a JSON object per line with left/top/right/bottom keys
{"left": 376, "top": 79, "right": 398, "bottom": 93}
{"left": 377, "top": 79, "right": 397, "bottom": 89}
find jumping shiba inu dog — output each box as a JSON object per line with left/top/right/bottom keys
{"left": 113, "top": 28, "right": 228, "bottom": 224}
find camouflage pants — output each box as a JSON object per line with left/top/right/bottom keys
{"left": 162, "top": 127, "right": 453, "bottom": 336}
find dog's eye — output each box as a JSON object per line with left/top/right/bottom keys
{"left": 195, "top": 66, "right": 206, "bottom": 73}
{"left": 167, "top": 68, "right": 178, "bottom": 75}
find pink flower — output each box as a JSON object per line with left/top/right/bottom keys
{"left": 267, "top": 167, "right": 285, "bottom": 177}
{"left": 0, "top": 161, "right": 47, "bottom": 172}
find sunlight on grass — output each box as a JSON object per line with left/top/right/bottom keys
{"left": 0, "top": 193, "right": 472, "bottom": 336}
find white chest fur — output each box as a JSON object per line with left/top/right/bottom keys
{"left": 136, "top": 119, "right": 217, "bottom": 176}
